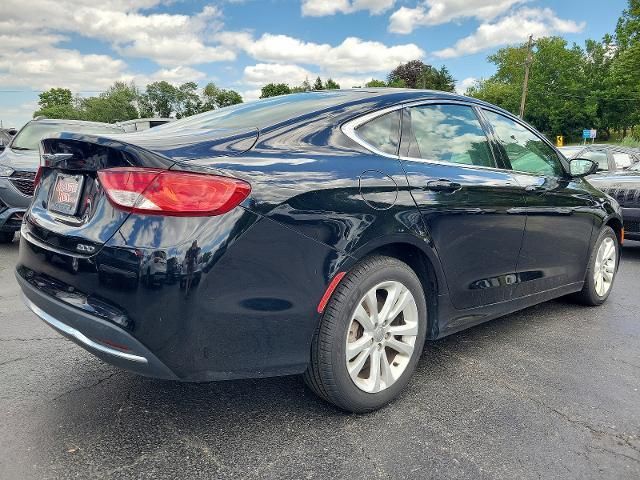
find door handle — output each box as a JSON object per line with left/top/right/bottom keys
{"left": 425, "top": 179, "right": 462, "bottom": 192}
{"left": 524, "top": 185, "right": 547, "bottom": 194}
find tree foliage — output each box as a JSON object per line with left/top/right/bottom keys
{"left": 260, "top": 83, "right": 292, "bottom": 98}
{"left": 387, "top": 60, "right": 455, "bottom": 91}
{"left": 467, "top": 3, "right": 640, "bottom": 142}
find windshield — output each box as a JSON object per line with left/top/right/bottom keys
{"left": 154, "top": 91, "right": 351, "bottom": 132}
{"left": 11, "top": 122, "right": 123, "bottom": 150}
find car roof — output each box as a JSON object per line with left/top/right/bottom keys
{"left": 30, "top": 118, "right": 123, "bottom": 129}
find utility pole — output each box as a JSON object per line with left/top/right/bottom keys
{"left": 519, "top": 35, "right": 534, "bottom": 119}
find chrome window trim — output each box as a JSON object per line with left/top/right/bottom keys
{"left": 341, "top": 99, "right": 511, "bottom": 174}
{"left": 23, "top": 294, "right": 148, "bottom": 364}
{"left": 478, "top": 106, "right": 569, "bottom": 177}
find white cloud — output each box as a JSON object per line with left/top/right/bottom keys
{"left": 434, "top": 8, "right": 585, "bottom": 58}
{"left": 455, "top": 77, "right": 477, "bottom": 94}
{"left": 0, "top": 47, "right": 130, "bottom": 91}
{"left": 219, "top": 33, "right": 424, "bottom": 73}
{"left": 389, "top": 0, "right": 525, "bottom": 34}
{"left": 302, "top": 0, "right": 395, "bottom": 16}
{"left": 243, "top": 64, "right": 316, "bottom": 86}
{"left": 0, "top": 1, "right": 234, "bottom": 67}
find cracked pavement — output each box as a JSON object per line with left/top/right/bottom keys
{"left": 0, "top": 235, "right": 639, "bottom": 479}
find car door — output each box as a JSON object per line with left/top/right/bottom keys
{"left": 481, "top": 109, "right": 596, "bottom": 297}
{"left": 400, "top": 102, "right": 527, "bottom": 310}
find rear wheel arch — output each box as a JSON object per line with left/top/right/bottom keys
{"left": 335, "top": 238, "right": 444, "bottom": 338}
{"left": 605, "top": 216, "right": 623, "bottom": 245}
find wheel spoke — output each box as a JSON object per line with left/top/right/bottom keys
{"left": 346, "top": 334, "right": 372, "bottom": 361}
{"left": 387, "top": 322, "right": 418, "bottom": 337}
{"left": 386, "top": 288, "right": 412, "bottom": 324}
{"left": 380, "top": 351, "right": 395, "bottom": 387}
{"left": 378, "top": 283, "right": 401, "bottom": 322}
{"left": 386, "top": 337, "right": 413, "bottom": 357}
{"left": 369, "top": 347, "right": 382, "bottom": 392}
{"left": 363, "top": 290, "right": 379, "bottom": 325}
{"left": 603, "top": 269, "right": 613, "bottom": 282}
{"left": 354, "top": 304, "right": 375, "bottom": 333}
{"left": 348, "top": 348, "right": 371, "bottom": 380}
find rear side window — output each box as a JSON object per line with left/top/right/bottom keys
{"left": 355, "top": 110, "right": 401, "bottom": 155}
{"left": 407, "top": 104, "right": 494, "bottom": 167}
{"left": 483, "top": 110, "right": 564, "bottom": 177}
{"left": 613, "top": 152, "right": 633, "bottom": 169}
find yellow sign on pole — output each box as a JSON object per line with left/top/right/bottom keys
{"left": 556, "top": 135, "right": 564, "bottom": 147}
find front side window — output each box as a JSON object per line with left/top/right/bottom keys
{"left": 582, "top": 151, "right": 609, "bottom": 171}
{"left": 483, "top": 110, "right": 564, "bottom": 177}
{"left": 407, "top": 104, "right": 494, "bottom": 168}
{"left": 355, "top": 110, "right": 401, "bottom": 155}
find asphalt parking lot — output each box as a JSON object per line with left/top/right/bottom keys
{"left": 1, "top": 236, "right": 639, "bottom": 480}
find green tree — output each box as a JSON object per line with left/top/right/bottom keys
{"left": 418, "top": 65, "right": 455, "bottom": 92}
{"left": 142, "top": 81, "right": 180, "bottom": 118}
{"left": 324, "top": 78, "right": 340, "bottom": 89}
{"left": 34, "top": 88, "right": 83, "bottom": 119}
{"left": 616, "top": 0, "right": 640, "bottom": 50}
{"left": 201, "top": 83, "right": 243, "bottom": 110}
{"left": 313, "top": 76, "right": 324, "bottom": 90}
{"left": 467, "top": 37, "right": 594, "bottom": 139}
{"left": 82, "top": 82, "right": 139, "bottom": 123}
{"left": 260, "top": 83, "right": 292, "bottom": 98}
{"left": 365, "top": 79, "right": 387, "bottom": 87}
{"left": 175, "top": 82, "right": 202, "bottom": 118}
{"left": 388, "top": 60, "right": 426, "bottom": 88}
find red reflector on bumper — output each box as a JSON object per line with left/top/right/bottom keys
{"left": 317, "top": 271, "right": 346, "bottom": 314}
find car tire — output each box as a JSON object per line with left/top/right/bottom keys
{"left": 572, "top": 226, "right": 619, "bottom": 306}
{"left": 304, "top": 255, "right": 428, "bottom": 413}
{"left": 0, "top": 232, "right": 14, "bottom": 244}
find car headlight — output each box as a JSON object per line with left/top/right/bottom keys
{"left": 0, "top": 164, "right": 14, "bottom": 177}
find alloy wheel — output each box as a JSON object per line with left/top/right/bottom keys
{"left": 345, "top": 281, "right": 419, "bottom": 393}
{"left": 594, "top": 237, "right": 616, "bottom": 296}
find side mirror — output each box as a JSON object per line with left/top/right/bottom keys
{"left": 569, "top": 158, "right": 598, "bottom": 177}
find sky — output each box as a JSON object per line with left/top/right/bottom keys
{"left": 0, "top": 0, "right": 629, "bottom": 128}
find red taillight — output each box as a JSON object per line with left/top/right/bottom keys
{"left": 97, "top": 168, "right": 251, "bottom": 217}
{"left": 34, "top": 166, "right": 43, "bottom": 189}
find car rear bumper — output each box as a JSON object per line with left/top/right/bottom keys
{"left": 17, "top": 271, "right": 178, "bottom": 380}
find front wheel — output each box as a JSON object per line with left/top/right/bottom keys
{"left": 304, "top": 255, "right": 428, "bottom": 413}
{"left": 572, "top": 226, "right": 619, "bottom": 305}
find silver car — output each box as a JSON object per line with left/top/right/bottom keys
{"left": 0, "top": 118, "right": 123, "bottom": 243}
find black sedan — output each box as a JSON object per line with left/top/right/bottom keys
{"left": 15, "top": 89, "right": 622, "bottom": 412}
{"left": 589, "top": 162, "right": 640, "bottom": 240}
{"left": 559, "top": 144, "right": 640, "bottom": 173}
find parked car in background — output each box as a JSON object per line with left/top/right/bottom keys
{"left": 16, "top": 90, "right": 622, "bottom": 412}
{"left": 589, "top": 161, "right": 640, "bottom": 240}
{"left": 118, "top": 118, "right": 174, "bottom": 133}
{"left": 559, "top": 144, "right": 640, "bottom": 173}
{"left": 0, "top": 118, "right": 123, "bottom": 243}
{"left": 0, "top": 130, "right": 12, "bottom": 152}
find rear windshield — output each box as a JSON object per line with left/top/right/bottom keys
{"left": 155, "top": 91, "right": 351, "bottom": 132}
{"left": 11, "top": 122, "right": 124, "bottom": 151}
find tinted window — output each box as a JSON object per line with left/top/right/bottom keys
{"left": 157, "top": 91, "right": 351, "bottom": 131}
{"left": 582, "top": 151, "right": 609, "bottom": 170}
{"left": 11, "top": 122, "right": 124, "bottom": 151}
{"left": 355, "top": 110, "right": 400, "bottom": 155}
{"left": 408, "top": 104, "right": 494, "bottom": 167}
{"left": 612, "top": 152, "right": 633, "bottom": 169}
{"left": 483, "top": 110, "right": 563, "bottom": 176}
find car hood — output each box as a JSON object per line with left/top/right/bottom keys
{"left": 0, "top": 147, "right": 40, "bottom": 172}
{"left": 589, "top": 170, "right": 640, "bottom": 186}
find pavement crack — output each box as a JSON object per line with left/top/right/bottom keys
{"left": 0, "top": 336, "right": 64, "bottom": 342}
{"left": 0, "top": 356, "right": 30, "bottom": 367}
{"left": 52, "top": 371, "right": 120, "bottom": 401}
